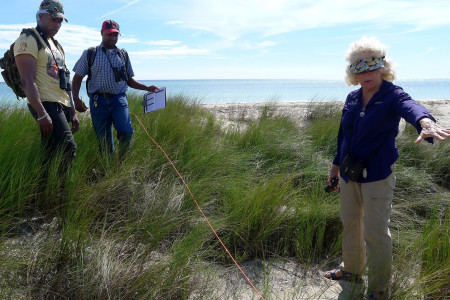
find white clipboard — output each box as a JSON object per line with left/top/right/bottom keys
{"left": 143, "top": 87, "right": 166, "bottom": 113}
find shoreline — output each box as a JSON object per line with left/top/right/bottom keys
{"left": 1, "top": 97, "right": 449, "bottom": 128}
{"left": 203, "top": 99, "right": 450, "bottom": 128}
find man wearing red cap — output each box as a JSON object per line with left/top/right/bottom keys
{"left": 72, "top": 20, "right": 158, "bottom": 156}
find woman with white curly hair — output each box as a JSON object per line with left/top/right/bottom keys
{"left": 323, "top": 36, "right": 450, "bottom": 300}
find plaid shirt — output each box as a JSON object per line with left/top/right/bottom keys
{"left": 73, "top": 43, "right": 135, "bottom": 95}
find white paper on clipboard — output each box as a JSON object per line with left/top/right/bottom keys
{"left": 143, "top": 87, "right": 166, "bottom": 113}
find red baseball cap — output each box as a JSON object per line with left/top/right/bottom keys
{"left": 102, "top": 20, "right": 120, "bottom": 34}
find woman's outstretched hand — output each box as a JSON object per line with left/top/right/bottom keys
{"left": 415, "top": 118, "right": 450, "bottom": 144}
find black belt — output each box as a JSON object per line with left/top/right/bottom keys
{"left": 94, "top": 92, "right": 116, "bottom": 98}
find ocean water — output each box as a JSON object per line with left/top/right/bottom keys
{"left": 1, "top": 79, "right": 449, "bottom": 106}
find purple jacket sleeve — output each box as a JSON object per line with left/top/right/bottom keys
{"left": 394, "top": 90, "right": 436, "bottom": 143}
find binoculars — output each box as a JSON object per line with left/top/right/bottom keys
{"left": 58, "top": 67, "right": 72, "bottom": 91}
{"left": 113, "top": 66, "right": 128, "bottom": 82}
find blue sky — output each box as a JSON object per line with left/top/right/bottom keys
{"left": 1, "top": 0, "right": 449, "bottom": 81}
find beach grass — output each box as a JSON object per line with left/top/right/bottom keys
{"left": 0, "top": 94, "right": 448, "bottom": 299}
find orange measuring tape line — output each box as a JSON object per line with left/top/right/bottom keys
{"left": 131, "top": 112, "right": 266, "bottom": 300}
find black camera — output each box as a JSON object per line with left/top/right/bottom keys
{"left": 325, "top": 177, "right": 339, "bottom": 192}
{"left": 58, "top": 68, "right": 72, "bottom": 91}
{"left": 113, "top": 66, "right": 128, "bottom": 82}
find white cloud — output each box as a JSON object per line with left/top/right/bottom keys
{"left": 0, "top": 23, "right": 36, "bottom": 48}
{"left": 0, "top": 31, "right": 23, "bottom": 49}
{"left": 0, "top": 23, "right": 100, "bottom": 55}
{"left": 241, "top": 40, "right": 277, "bottom": 50}
{"left": 144, "top": 40, "right": 183, "bottom": 46}
{"left": 166, "top": 20, "right": 183, "bottom": 25}
{"left": 418, "top": 47, "right": 436, "bottom": 56}
{"left": 56, "top": 25, "right": 102, "bottom": 54}
{"left": 130, "top": 46, "right": 210, "bottom": 59}
{"left": 95, "top": 0, "right": 141, "bottom": 21}
{"left": 0, "top": 24, "right": 36, "bottom": 30}
{"left": 162, "top": 0, "right": 450, "bottom": 39}
{"left": 0, "top": 24, "right": 204, "bottom": 59}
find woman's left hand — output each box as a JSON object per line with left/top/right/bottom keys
{"left": 415, "top": 118, "right": 450, "bottom": 144}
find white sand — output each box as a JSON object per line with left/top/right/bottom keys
{"left": 203, "top": 100, "right": 450, "bottom": 129}
{"left": 190, "top": 258, "right": 364, "bottom": 300}
{"left": 417, "top": 100, "right": 450, "bottom": 128}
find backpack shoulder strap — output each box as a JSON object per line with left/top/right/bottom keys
{"left": 21, "top": 28, "right": 44, "bottom": 51}
{"left": 52, "top": 38, "right": 64, "bottom": 56}
{"left": 87, "top": 46, "right": 97, "bottom": 70}
{"left": 86, "top": 46, "right": 98, "bottom": 94}
{"left": 120, "top": 48, "right": 129, "bottom": 72}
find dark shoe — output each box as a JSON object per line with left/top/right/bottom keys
{"left": 324, "top": 269, "right": 363, "bottom": 284}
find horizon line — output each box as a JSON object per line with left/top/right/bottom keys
{"left": 1, "top": 78, "right": 450, "bottom": 84}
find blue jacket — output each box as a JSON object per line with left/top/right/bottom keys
{"left": 333, "top": 80, "right": 435, "bottom": 183}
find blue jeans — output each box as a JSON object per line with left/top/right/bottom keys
{"left": 89, "top": 93, "right": 133, "bottom": 155}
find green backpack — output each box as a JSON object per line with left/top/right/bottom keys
{"left": 0, "top": 29, "right": 44, "bottom": 100}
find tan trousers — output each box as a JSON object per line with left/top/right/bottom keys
{"left": 340, "top": 172, "right": 395, "bottom": 292}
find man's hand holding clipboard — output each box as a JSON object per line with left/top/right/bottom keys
{"left": 142, "top": 87, "right": 167, "bottom": 113}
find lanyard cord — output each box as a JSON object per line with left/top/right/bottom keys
{"left": 102, "top": 47, "right": 125, "bottom": 72}
{"left": 35, "top": 26, "right": 64, "bottom": 70}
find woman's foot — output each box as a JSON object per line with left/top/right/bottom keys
{"left": 324, "top": 268, "right": 344, "bottom": 280}
{"left": 324, "top": 269, "right": 363, "bottom": 283}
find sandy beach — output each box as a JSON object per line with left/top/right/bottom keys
{"left": 418, "top": 100, "right": 450, "bottom": 128}
{"left": 204, "top": 100, "right": 450, "bottom": 129}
